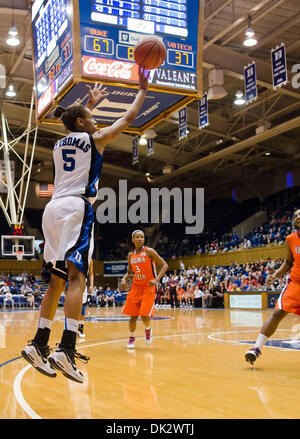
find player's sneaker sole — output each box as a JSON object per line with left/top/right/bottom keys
{"left": 245, "top": 348, "right": 261, "bottom": 365}
{"left": 48, "top": 350, "right": 84, "bottom": 384}
{"left": 21, "top": 344, "right": 57, "bottom": 378}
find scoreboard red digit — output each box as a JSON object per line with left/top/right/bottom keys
{"left": 11, "top": 224, "right": 25, "bottom": 236}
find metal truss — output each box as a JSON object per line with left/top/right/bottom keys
{"left": 0, "top": 89, "right": 37, "bottom": 227}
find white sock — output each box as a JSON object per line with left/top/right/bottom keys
{"left": 129, "top": 332, "right": 135, "bottom": 338}
{"left": 38, "top": 317, "right": 52, "bottom": 329}
{"left": 79, "top": 320, "right": 84, "bottom": 325}
{"left": 145, "top": 326, "right": 151, "bottom": 331}
{"left": 65, "top": 318, "right": 78, "bottom": 333}
{"left": 254, "top": 333, "right": 268, "bottom": 351}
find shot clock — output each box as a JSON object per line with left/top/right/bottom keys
{"left": 31, "top": 0, "right": 203, "bottom": 133}
{"left": 11, "top": 224, "right": 25, "bottom": 236}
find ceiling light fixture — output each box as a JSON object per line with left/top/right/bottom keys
{"left": 5, "top": 84, "right": 16, "bottom": 97}
{"left": 234, "top": 91, "right": 245, "bottom": 105}
{"left": 6, "top": 1, "right": 20, "bottom": 47}
{"left": 6, "top": 26, "right": 20, "bottom": 46}
{"left": 139, "top": 135, "right": 148, "bottom": 146}
{"left": 143, "top": 128, "right": 157, "bottom": 140}
{"left": 207, "top": 68, "right": 227, "bottom": 100}
{"left": 243, "top": 16, "right": 257, "bottom": 47}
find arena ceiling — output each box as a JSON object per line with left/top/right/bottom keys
{"left": 1, "top": 0, "right": 300, "bottom": 202}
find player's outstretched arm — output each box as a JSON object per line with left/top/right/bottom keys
{"left": 93, "top": 66, "right": 149, "bottom": 155}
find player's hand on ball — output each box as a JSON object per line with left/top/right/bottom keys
{"left": 138, "top": 66, "right": 150, "bottom": 90}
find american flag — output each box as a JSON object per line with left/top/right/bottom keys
{"left": 39, "top": 183, "right": 54, "bottom": 198}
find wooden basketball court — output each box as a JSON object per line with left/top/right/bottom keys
{"left": 1, "top": 306, "right": 300, "bottom": 419}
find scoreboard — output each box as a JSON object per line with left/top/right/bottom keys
{"left": 80, "top": 0, "right": 199, "bottom": 90}
{"left": 32, "top": 0, "right": 74, "bottom": 116}
{"left": 31, "top": 0, "right": 203, "bottom": 133}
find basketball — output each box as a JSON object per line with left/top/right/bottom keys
{"left": 134, "top": 37, "right": 166, "bottom": 70}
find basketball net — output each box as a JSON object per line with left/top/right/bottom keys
{"left": 16, "top": 251, "right": 24, "bottom": 261}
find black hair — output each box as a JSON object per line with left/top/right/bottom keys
{"left": 53, "top": 104, "right": 88, "bottom": 131}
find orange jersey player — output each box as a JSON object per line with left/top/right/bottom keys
{"left": 245, "top": 208, "right": 300, "bottom": 365}
{"left": 121, "top": 230, "right": 168, "bottom": 349}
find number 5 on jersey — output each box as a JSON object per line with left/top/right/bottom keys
{"left": 62, "top": 149, "right": 76, "bottom": 171}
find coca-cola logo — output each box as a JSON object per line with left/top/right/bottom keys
{"left": 37, "top": 84, "right": 53, "bottom": 115}
{"left": 82, "top": 56, "right": 139, "bottom": 81}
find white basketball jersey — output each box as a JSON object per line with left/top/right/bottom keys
{"left": 52, "top": 132, "right": 103, "bottom": 204}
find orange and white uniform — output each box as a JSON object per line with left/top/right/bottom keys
{"left": 177, "top": 286, "right": 185, "bottom": 301}
{"left": 276, "top": 231, "right": 300, "bottom": 316}
{"left": 122, "top": 246, "right": 157, "bottom": 317}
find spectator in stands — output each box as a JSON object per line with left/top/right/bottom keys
{"left": 161, "top": 273, "right": 169, "bottom": 285}
{"left": 266, "top": 257, "right": 276, "bottom": 270}
{"left": 113, "top": 288, "right": 123, "bottom": 306}
{"left": 193, "top": 284, "right": 205, "bottom": 308}
{"left": 28, "top": 273, "right": 36, "bottom": 283}
{"left": 104, "top": 286, "right": 115, "bottom": 307}
{"left": 232, "top": 275, "right": 241, "bottom": 289}
{"left": 257, "top": 271, "right": 265, "bottom": 288}
{"left": 177, "top": 283, "right": 186, "bottom": 307}
{"left": 240, "top": 276, "right": 249, "bottom": 291}
{"left": 155, "top": 283, "right": 165, "bottom": 306}
{"left": 201, "top": 284, "right": 212, "bottom": 307}
{"left": 216, "top": 282, "right": 225, "bottom": 307}
{"left": 88, "top": 286, "right": 98, "bottom": 306}
{"left": 33, "top": 286, "right": 43, "bottom": 308}
{"left": 96, "top": 289, "right": 107, "bottom": 308}
{"left": 10, "top": 282, "right": 18, "bottom": 295}
{"left": 21, "top": 271, "right": 28, "bottom": 282}
{"left": 24, "top": 284, "right": 35, "bottom": 307}
{"left": 4, "top": 290, "right": 14, "bottom": 309}
{"left": 15, "top": 273, "right": 22, "bottom": 282}
{"left": 0, "top": 282, "right": 10, "bottom": 295}
{"left": 167, "top": 275, "right": 179, "bottom": 308}
{"left": 243, "top": 238, "right": 252, "bottom": 248}
{"left": 186, "top": 284, "right": 194, "bottom": 307}
{"left": 161, "top": 286, "right": 170, "bottom": 307}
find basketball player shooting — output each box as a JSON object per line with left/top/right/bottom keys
{"left": 21, "top": 67, "right": 149, "bottom": 384}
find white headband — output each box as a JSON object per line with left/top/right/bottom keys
{"left": 132, "top": 230, "right": 144, "bottom": 238}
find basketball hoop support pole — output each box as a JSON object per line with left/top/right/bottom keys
{"left": 18, "top": 88, "right": 36, "bottom": 222}
{"left": 0, "top": 102, "right": 17, "bottom": 224}
{"left": 0, "top": 88, "right": 38, "bottom": 226}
